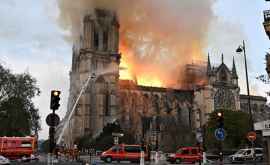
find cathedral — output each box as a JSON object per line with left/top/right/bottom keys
{"left": 58, "top": 9, "right": 268, "bottom": 150}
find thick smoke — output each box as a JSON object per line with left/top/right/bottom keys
{"left": 57, "top": 0, "right": 215, "bottom": 87}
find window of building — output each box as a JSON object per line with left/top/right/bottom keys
{"left": 219, "top": 68, "right": 227, "bottom": 82}
{"left": 84, "top": 128, "right": 90, "bottom": 133}
{"left": 103, "top": 31, "right": 108, "bottom": 51}
{"left": 75, "top": 107, "right": 80, "bottom": 116}
{"left": 105, "top": 92, "right": 110, "bottom": 116}
{"left": 94, "top": 30, "right": 99, "bottom": 50}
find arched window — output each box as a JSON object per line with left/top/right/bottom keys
{"left": 94, "top": 30, "right": 99, "bottom": 50}
{"left": 219, "top": 68, "right": 227, "bottom": 82}
{"left": 103, "top": 30, "right": 108, "bottom": 51}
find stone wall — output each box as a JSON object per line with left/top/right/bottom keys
{"left": 118, "top": 80, "right": 195, "bottom": 151}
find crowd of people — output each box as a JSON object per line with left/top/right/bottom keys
{"left": 54, "top": 146, "right": 80, "bottom": 161}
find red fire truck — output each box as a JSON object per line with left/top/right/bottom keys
{"left": 0, "top": 136, "right": 37, "bottom": 159}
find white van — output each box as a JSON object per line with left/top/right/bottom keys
{"left": 229, "top": 148, "right": 263, "bottom": 163}
{"left": 0, "top": 155, "right": 10, "bottom": 165}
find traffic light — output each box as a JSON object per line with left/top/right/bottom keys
{"left": 216, "top": 111, "right": 224, "bottom": 128}
{"left": 50, "top": 90, "right": 61, "bottom": 110}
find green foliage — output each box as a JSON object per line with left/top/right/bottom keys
{"left": 205, "top": 109, "right": 251, "bottom": 150}
{"left": 40, "top": 139, "right": 50, "bottom": 153}
{"left": 0, "top": 64, "right": 41, "bottom": 136}
{"left": 76, "top": 122, "right": 135, "bottom": 151}
{"left": 160, "top": 115, "right": 196, "bottom": 152}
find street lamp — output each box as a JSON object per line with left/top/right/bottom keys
{"left": 236, "top": 40, "right": 254, "bottom": 130}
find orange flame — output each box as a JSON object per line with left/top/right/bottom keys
{"left": 119, "top": 59, "right": 133, "bottom": 80}
{"left": 137, "top": 76, "right": 163, "bottom": 87}
{"left": 119, "top": 44, "right": 164, "bottom": 87}
{"left": 119, "top": 40, "right": 206, "bottom": 88}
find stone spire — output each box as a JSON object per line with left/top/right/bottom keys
{"left": 232, "top": 57, "right": 238, "bottom": 79}
{"left": 221, "top": 53, "right": 224, "bottom": 64}
{"left": 207, "top": 53, "right": 212, "bottom": 76}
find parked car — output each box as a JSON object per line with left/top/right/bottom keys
{"left": 229, "top": 148, "right": 263, "bottom": 163}
{"left": 100, "top": 144, "right": 149, "bottom": 163}
{"left": 166, "top": 146, "right": 202, "bottom": 164}
{"left": 0, "top": 155, "right": 10, "bottom": 165}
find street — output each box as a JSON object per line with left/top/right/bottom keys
{"left": 52, "top": 155, "right": 268, "bottom": 165}
{"left": 5, "top": 153, "right": 269, "bottom": 165}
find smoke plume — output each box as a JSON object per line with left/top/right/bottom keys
{"left": 57, "top": 0, "right": 215, "bottom": 87}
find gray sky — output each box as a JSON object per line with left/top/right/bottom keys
{"left": 1, "top": 0, "right": 270, "bottom": 139}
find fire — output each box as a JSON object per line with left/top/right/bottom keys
{"left": 119, "top": 60, "right": 163, "bottom": 87}
{"left": 119, "top": 44, "right": 164, "bottom": 87}
{"left": 118, "top": 41, "right": 206, "bottom": 88}
{"left": 119, "top": 59, "right": 133, "bottom": 80}
{"left": 137, "top": 76, "right": 163, "bottom": 87}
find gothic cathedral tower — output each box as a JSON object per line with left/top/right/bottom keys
{"left": 68, "top": 9, "right": 121, "bottom": 141}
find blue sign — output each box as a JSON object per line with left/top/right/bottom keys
{"left": 215, "top": 128, "right": 225, "bottom": 141}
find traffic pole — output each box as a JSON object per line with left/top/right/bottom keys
{"left": 219, "top": 141, "right": 223, "bottom": 165}
{"left": 267, "top": 137, "right": 270, "bottom": 165}
{"left": 140, "top": 138, "right": 145, "bottom": 165}
{"left": 203, "top": 152, "right": 206, "bottom": 164}
{"left": 252, "top": 141, "right": 256, "bottom": 165}
{"left": 140, "top": 150, "right": 145, "bottom": 165}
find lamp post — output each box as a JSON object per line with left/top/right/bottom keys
{"left": 236, "top": 40, "right": 254, "bottom": 130}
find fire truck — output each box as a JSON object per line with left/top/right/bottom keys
{"left": 0, "top": 136, "right": 37, "bottom": 159}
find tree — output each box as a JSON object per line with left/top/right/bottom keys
{"left": 205, "top": 109, "right": 251, "bottom": 150}
{"left": 40, "top": 139, "right": 50, "bottom": 153}
{"left": 76, "top": 122, "right": 135, "bottom": 151}
{"left": 161, "top": 114, "right": 195, "bottom": 152}
{"left": 0, "top": 63, "right": 41, "bottom": 136}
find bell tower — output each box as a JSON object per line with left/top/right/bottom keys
{"left": 70, "top": 9, "right": 121, "bottom": 139}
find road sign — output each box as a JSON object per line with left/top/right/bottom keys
{"left": 46, "top": 113, "right": 60, "bottom": 127}
{"left": 215, "top": 128, "right": 225, "bottom": 141}
{"left": 247, "top": 131, "right": 256, "bottom": 142}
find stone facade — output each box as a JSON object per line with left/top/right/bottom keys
{"left": 63, "top": 9, "right": 121, "bottom": 145}
{"left": 59, "top": 9, "right": 268, "bottom": 149}
{"left": 193, "top": 55, "right": 241, "bottom": 128}
{"left": 240, "top": 95, "right": 269, "bottom": 122}
{"left": 118, "top": 80, "right": 194, "bottom": 150}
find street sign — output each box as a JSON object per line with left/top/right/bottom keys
{"left": 254, "top": 120, "right": 270, "bottom": 130}
{"left": 247, "top": 131, "right": 256, "bottom": 142}
{"left": 263, "top": 130, "right": 270, "bottom": 136}
{"left": 46, "top": 113, "right": 60, "bottom": 127}
{"left": 215, "top": 128, "right": 225, "bottom": 141}
{"left": 254, "top": 121, "right": 270, "bottom": 137}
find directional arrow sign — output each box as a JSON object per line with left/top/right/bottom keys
{"left": 215, "top": 128, "right": 225, "bottom": 141}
